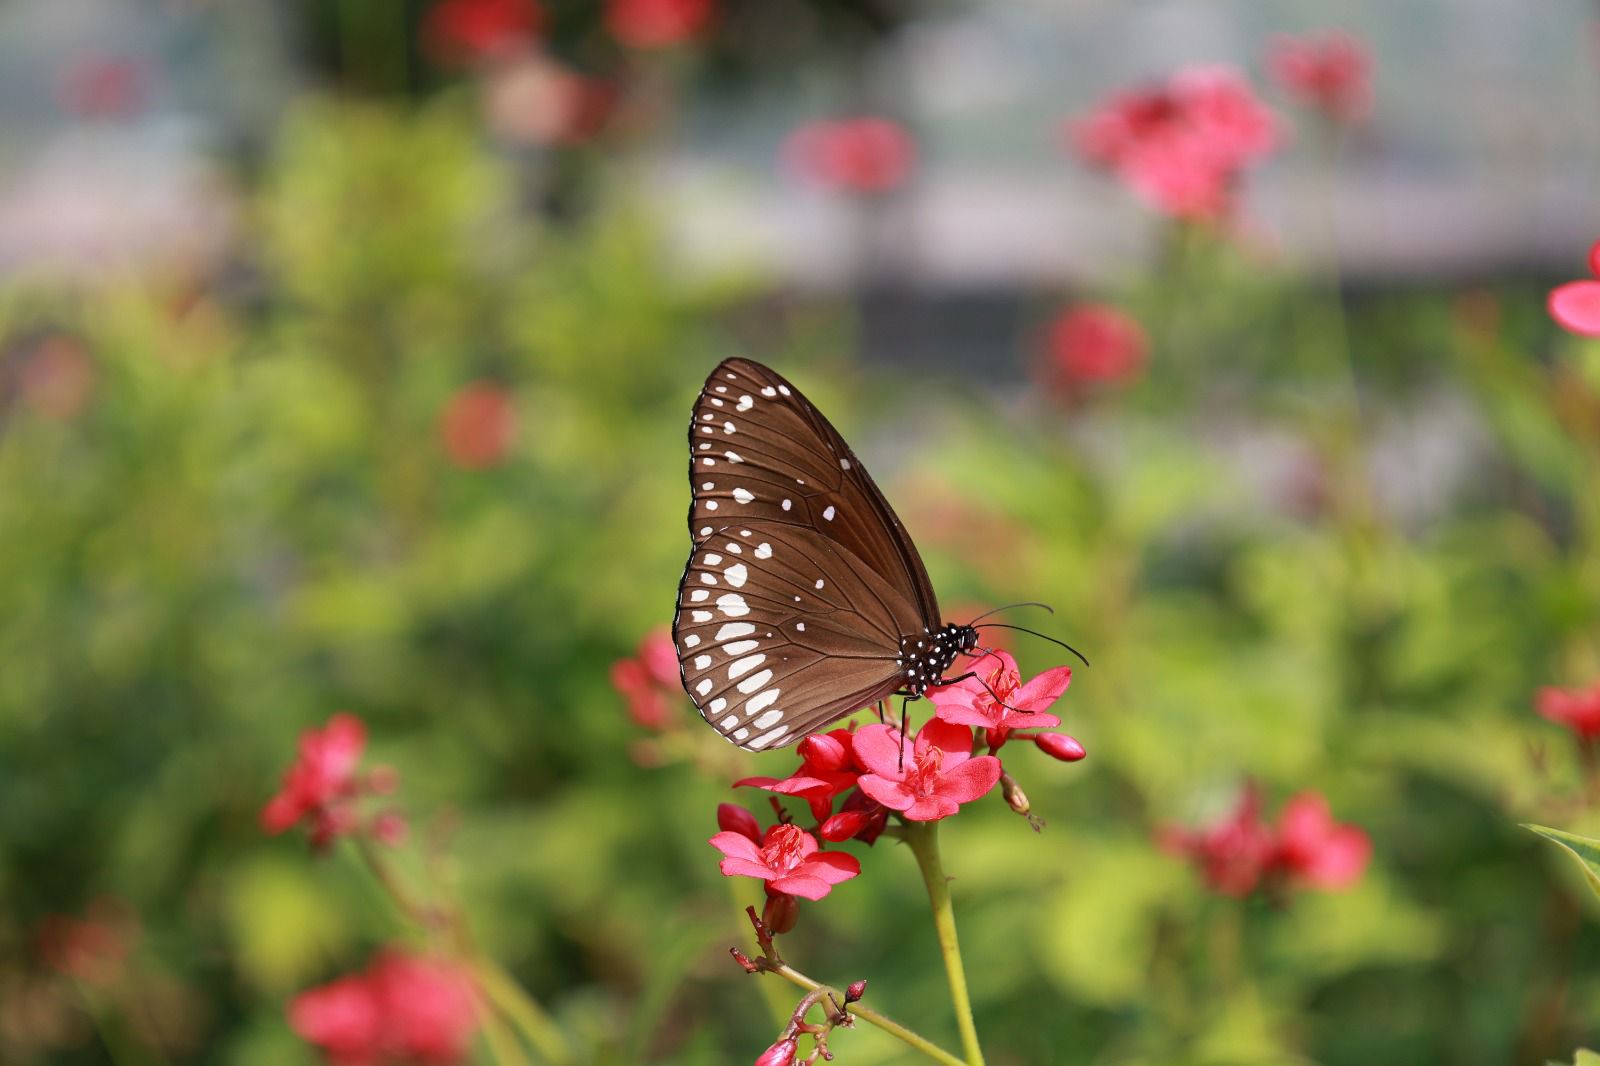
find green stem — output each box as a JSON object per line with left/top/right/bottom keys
{"left": 902, "top": 820, "right": 986, "bottom": 1066}
{"left": 769, "top": 964, "right": 965, "bottom": 1066}
{"left": 472, "top": 957, "right": 574, "bottom": 1066}
{"left": 477, "top": 996, "right": 535, "bottom": 1066}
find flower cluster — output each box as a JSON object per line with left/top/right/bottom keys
{"left": 1549, "top": 239, "right": 1600, "bottom": 338}
{"left": 783, "top": 118, "right": 917, "bottom": 194}
{"left": 1161, "top": 786, "right": 1371, "bottom": 897}
{"left": 1070, "top": 65, "right": 1279, "bottom": 221}
{"left": 606, "top": 0, "right": 713, "bottom": 49}
{"left": 261, "top": 714, "right": 404, "bottom": 850}
{"left": 290, "top": 950, "right": 479, "bottom": 1066}
{"left": 610, "top": 627, "right": 682, "bottom": 730}
{"left": 1039, "top": 304, "right": 1148, "bottom": 392}
{"left": 1266, "top": 31, "right": 1373, "bottom": 124}
{"left": 1537, "top": 680, "right": 1600, "bottom": 742}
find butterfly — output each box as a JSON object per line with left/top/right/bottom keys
{"left": 671, "top": 357, "right": 985, "bottom": 752}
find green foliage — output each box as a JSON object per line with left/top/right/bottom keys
{"left": 1528, "top": 826, "right": 1600, "bottom": 905}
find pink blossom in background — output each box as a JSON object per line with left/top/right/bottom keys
{"left": 854, "top": 719, "right": 1002, "bottom": 821}
{"left": 1274, "top": 792, "right": 1371, "bottom": 890}
{"left": 1548, "top": 239, "right": 1600, "bottom": 337}
{"left": 56, "top": 53, "right": 149, "bottom": 120}
{"left": 290, "top": 950, "right": 479, "bottom": 1066}
{"left": 1039, "top": 304, "right": 1148, "bottom": 389}
{"left": 481, "top": 53, "right": 619, "bottom": 146}
{"left": 784, "top": 118, "right": 917, "bottom": 194}
{"left": 1267, "top": 31, "right": 1373, "bottom": 124}
{"left": 439, "top": 382, "right": 516, "bottom": 469}
{"left": 606, "top": 0, "right": 713, "bottom": 49}
{"left": 261, "top": 714, "right": 371, "bottom": 846}
{"left": 928, "top": 650, "right": 1069, "bottom": 750}
{"left": 1070, "top": 66, "right": 1279, "bottom": 221}
{"left": 1536, "top": 681, "right": 1600, "bottom": 741}
{"left": 1160, "top": 786, "right": 1276, "bottom": 896}
{"left": 610, "top": 627, "right": 680, "bottom": 730}
{"left": 710, "top": 821, "right": 860, "bottom": 900}
{"left": 423, "top": 0, "right": 543, "bottom": 66}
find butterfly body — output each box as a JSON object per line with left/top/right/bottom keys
{"left": 672, "top": 357, "right": 976, "bottom": 752}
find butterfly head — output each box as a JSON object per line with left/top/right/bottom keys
{"left": 897, "top": 623, "right": 981, "bottom": 697}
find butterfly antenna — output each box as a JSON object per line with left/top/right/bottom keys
{"left": 975, "top": 623, "right": 1090, "bottom": 667}
{"left": 963, "top": 601, "right": 1055, "bottom": 626}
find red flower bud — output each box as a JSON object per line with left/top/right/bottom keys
{"left": 844, "top": 979, "right": 867, "bottom": 1003}
{"left": 762, "top": 891, "right": 800, "bottom": 935}
{"left": 1035, "top": 733, "right": 1086, "bottom": 762}
{"left": 797, "top": 733, "right": 849, "bottom": 773}
{"left": 754, "top": 1036, "right": 799, "bottom": 1066}
{"left": 717, "top": 803, "right": 762, "bottom": 843}
{"left": 818, "top": 810, "right": 870, "bottom": 842}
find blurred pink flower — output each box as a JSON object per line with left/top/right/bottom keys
{"left": 784, "top": 118, "right": 917, "bottom": 194}
{"left": 854, "top": 719, "right": 1002, "bottom": 821}
{"left": 290, "top": 950, "right": 478, "bottom": 1066}
{"left": 262, "top": 714, "right": 372, "bottom": 847}
{"left": 928, "top": 650, "right": 1070, "bottom": 751}
{"left": 1160, "top": 786, "right": 1276, "bottom": 897}
{"left": 423, "top": 0, "right": 543, "bottom": 66}
{"left": 1070, "top": 66, "right": 1279, "bottom": 220}
{"left": 56, "top": 53, "right": 148, "bottom": 120}
{"left": 1039, "top": 304, "right": 1148, "bottom": 390}
{"left": 606, "top": 0, "right": 713, "bottom": 49}
{"left": 1275, "top": 792, "right": 1371, "bottom": 890}
{"left": 1266, "top": 31, "right": 1374, "bottom": 123}
{"left": 710, "top": 821, "right": 860, "bottom": 900}
{"left": 439, "top": 382, "right": 516, "bottom": 469}
{"left": 481, "top": 53, "right": 618, "bottom": 146}
{"left": 1537, "top": 681, "right": 1600, "bottom": 741}
{"left": 1549, "top": 239, "right": 1600, "bottom": 337}
{"left": 610, "top": 627, "right": 680, "bottom": 730}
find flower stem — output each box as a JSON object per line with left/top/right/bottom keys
{"left": 472, "top": 957, "right": 575, "bottom": 1066}
{"left": 769, "top": 964, "right": 965, "bottom": 1066}
{"left": 901, "top": 820, "right": 986, "bottom": 1066}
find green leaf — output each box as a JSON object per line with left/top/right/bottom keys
{"left": 1546, "top": 1049, "right": 1600, "bottom": 1066}
{"left": 1525, "top": 825, "right": 1600, "bottom": 902}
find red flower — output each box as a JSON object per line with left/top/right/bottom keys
{"left": 1039, "top": 304, "right": 1147, "bottom": 390}
{"left": 784, "top": 118, "right": 916, "bottom": 194}
{"left": 820, "top": 786, "right": 891, "bottom": 845}
{"left": 753, "top": 1037, "right": 799, "bottom": 1066}
{"left": 1034, "top": 732, "right": 1086, "bottom": 762}
{"left": 610, "top": 627, "right": 681, "bottom": 730}
{"left": 710, "top": 821, "right": 860, "bottom": 900}
{"left": 1549, "top": 239, "right": 1600, "bottom": 338}
{"left": 423, "top": 0, "right": 543, "bottom": 66}
{"left": 439, "top": 382, "right": 516, "bottom": 470}
{"left": 1070, "top": 65, "right": 1278, "bottom": 220}
{"left": 1266, "top": 31, "right": 1373, "bottom": 124}
{"left": 1537, "top": 681, "right": 1600, "bottom": 741}
{"left": 481, "top": 53, "right": 618, "bottom": 147}
{"left": 290, "top": 950, "right": 479, "bottom": 1066}
{"left": 57, "top": 53, "right": 148, "bottom": 120}
{"left": 929, "top": 650, "right": 1070, "bottom": 751}
{"left": 735, "top": 729, "right": 862, "bottom": 821}
{"left": 605, "top": 0, "right": 713, "bottom": 49}
{"left": 262, "top": 714, "right": 371, "bottom": 846}
{"left": 1274, "top": 792, "right": 1370, "bottom": 890}
{"left": 1159, "top": 786, "right": 1275, "bottom": 897}
{"left": 854, "top": 719, "right": 1002, "bottom": 822}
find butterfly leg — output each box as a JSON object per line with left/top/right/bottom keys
{"left": 897, "top": 697, "right": 911, "bottom": 772}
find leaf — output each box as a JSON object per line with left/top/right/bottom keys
{"left": 1525, "top": 825, "right": 1600, "bottom": 902}
{"left": 1546, "top": 1050, "right": 1600, "bottom": 1066}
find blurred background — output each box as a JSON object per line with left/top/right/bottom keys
{"left": 3, "top": 0, "right": 1600, "bottom": 1063}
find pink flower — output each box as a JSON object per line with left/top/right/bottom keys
{"left": 1034, "top": 733, "right": 1086, "bottom": 762}
{"left": 1274, "top": 792, "right": 1370, "bottom": 890}
{"left": 784, "top": 118, "right": 916, "bottom": 194}
{"left": 1549, "top": 239, "right": 1600, "bottom": 337}
{"left": 929, "top": 650, "right": 1070, "bottom": 751}
{"left": 262, "top": 714, "right": 371, "bottom": 846}
{"left": 854, "top": 719, "right": 1002, "bottom": 821}
{"left": 422, "top": 0, "right": 543, "bottom": 66}
{"left": 480, "top": 53, "right": 618, "bottom": 146}
{"left": 610, "top": 628, "right": 680, "bottom": 730}
{"left": 439, "top": 382, "right": 516, "bottom": 469}
{"left": 290, "top": 950, "right": 479, "bottom": 1066}
{"left": 1040, "top": 304, "right": 1147, "bottom": 390}
{"left": 710, "top": 821, "right": 860, "bottom": 901}
{"left": 819, "top": 787, "right": 890, "bottom": 845}
{"left": 1537, "top": 681, "right": 1600, "bottom": 741}
{"left": 735, "top": 729, "right": 861, "bottom": 822}
{"left": 753, "top": 1037, "right": 799, "bottom": 1066}
{"left": 1070, "top": 65, "right": 1279, "bottom": 221}
{"left": 1266, "top": 32, "right": 1373, "bottom": 124}
{"left": 605, "top": 0, "right": 713, "bottom": 49}
{"left": 1160, "top": 787, "right": 1276, "bottom": 897}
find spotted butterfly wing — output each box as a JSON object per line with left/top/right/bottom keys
{"left": 672, "top": 358, "right": 974, "bottom": 751}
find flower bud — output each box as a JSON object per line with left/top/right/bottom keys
{"left": 819, "top": 810, "right": 870, "bottom": 842}
{"left": 844, "top": 979, "right": 867, "bottom": 1003}
{"left": 718, "top": 803, "right": 762, "bottom": 843}
{"left": 754, "top": 1037, "right": 799, "bottom": 1066}
{"left": 1000, "top": 774, "right": 1031, "bottom": 816}
{"left": 730, "top": 948, "right": 759, "bottom": 974}
{"left": 1035, "top": 733, "right": 1086, "bottom": 762}
{"left": 798, "top": 733, "right": 849, "bottom": 772}
{"left": 762, "top": 891, "right": 800, "bottom": 935}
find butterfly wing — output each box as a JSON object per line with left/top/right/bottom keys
{"left": 673, "top": 358, "right": 936, "bottom": 750}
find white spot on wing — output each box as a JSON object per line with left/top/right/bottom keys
{"left": 733, "top": 727, "right": 749, "bottom": 741}
{"left": 728, "top": 654, "right": 765, "bottom": 680}
{"left": 795, "top": 623, "right": 805, "bottom": 632}
{"left": 716, "top": 593, "right": 749, "bottom": 617}
{"left": 700, "top": 574, "right": 717, "bottom": 585}
{"left": 696, "top": 678, "right": 712, "bottom": 696}
{"left": 724, "top": 639, "right": 759, "bottom": 655}
{"left": 815, "top": 579, "right": 825, "bottom": 589}
{"left": 753, "top": 709, "right": 783, "bottom": 729}
{"left": 684, "top": 634, "right": 700, "bottom": 647}
{"left": 705, "top": 553, "right": 722, "bottom": 565}
{"left": 723, "top": 421, "right": 736, "bottom": 434}
{"left": 692, "top": 610, "right": 712, "bottom": 622}
{"left": 749, "top": 725, "right": 787, "bottom": 749}
{"left": 782, "top": 499, "right": 792, "bottom": 510}
{"left": 737, "top": 668, "right": 773, "bottom": 694}
{"left": 778, "top": 385, "right": 791, "bottom": 396}
{"left": 747, "top": 689, "right": 780, "bottom": 714}
{"left": 721, "top": 715, "right": 739, "bottom": 728}
{"left": 690, "top": 590, "right": 709, "bottom": 602}
{"left": 737, "top": 395, "right": 753, "bottom": 411}
{"left": 716, "top": 622, "right": 755, "bottom": 640}
{"left": 694, "top": 654, "right": 711, "bottom": 669}
{"left": 732, "top": 488, "right": 754, "bottom": 505}
{"left": 754, "top": 542, "right": 772, "bottom": 559}
{"left": 760, "top": 387, "right": 776, "bottom": 397}
{"left": 823, "top": 506, "right": 836, "bottom": 521}
{"left": 725, "top": 451, "right": 744, "bottom": 463}
{"left": 840, "top": 458, "right": 850, "bottom": 470}
{"left": 710, "top": 697, "right": 726, "bottom": 712}
{"left": 725, "top": 563, "right": 748, "bottom": 587}
{"left": 699, "top": 526, "right": 711, "bottom": 536}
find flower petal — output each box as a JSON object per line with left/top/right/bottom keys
{"left": 857, "top": 773, "right": 915, "bottom": 811}
{"left": 1590, "top": 239, "right": 1600, "bottom": 279}
{"left": 708, "top": 831, "right": 762, "bottom": 862}
{"left": 720, "top": 857, "right": 779, "bottom": 880}
{"left": 768, "top": 874, "right": 836, "bottom": 900}
{"left": 902, "top": 794, "right": 961, "bottom": 821}
{"left": 798, "top": 851, "right": 861, "bottom": 883}
{"left": 1550, "top": 280, "right": 1600, "bottom": 337}
{"left": 918, "top": 717, "right": 979, "bottom": 758}
{"left": 938, "top": 755, "right": 1003, "bottom": 805}
{"left": 1013, "top": 666, "right": 1072, "bottom": 712}
{"left": 933, "top": 703, "right": 997, "bottom": 729}
{"left": 850, "top": 724, "right": 906, "bottom": 779}
{"left": 735, "top": 774, "right": 834, "bottom": 796}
